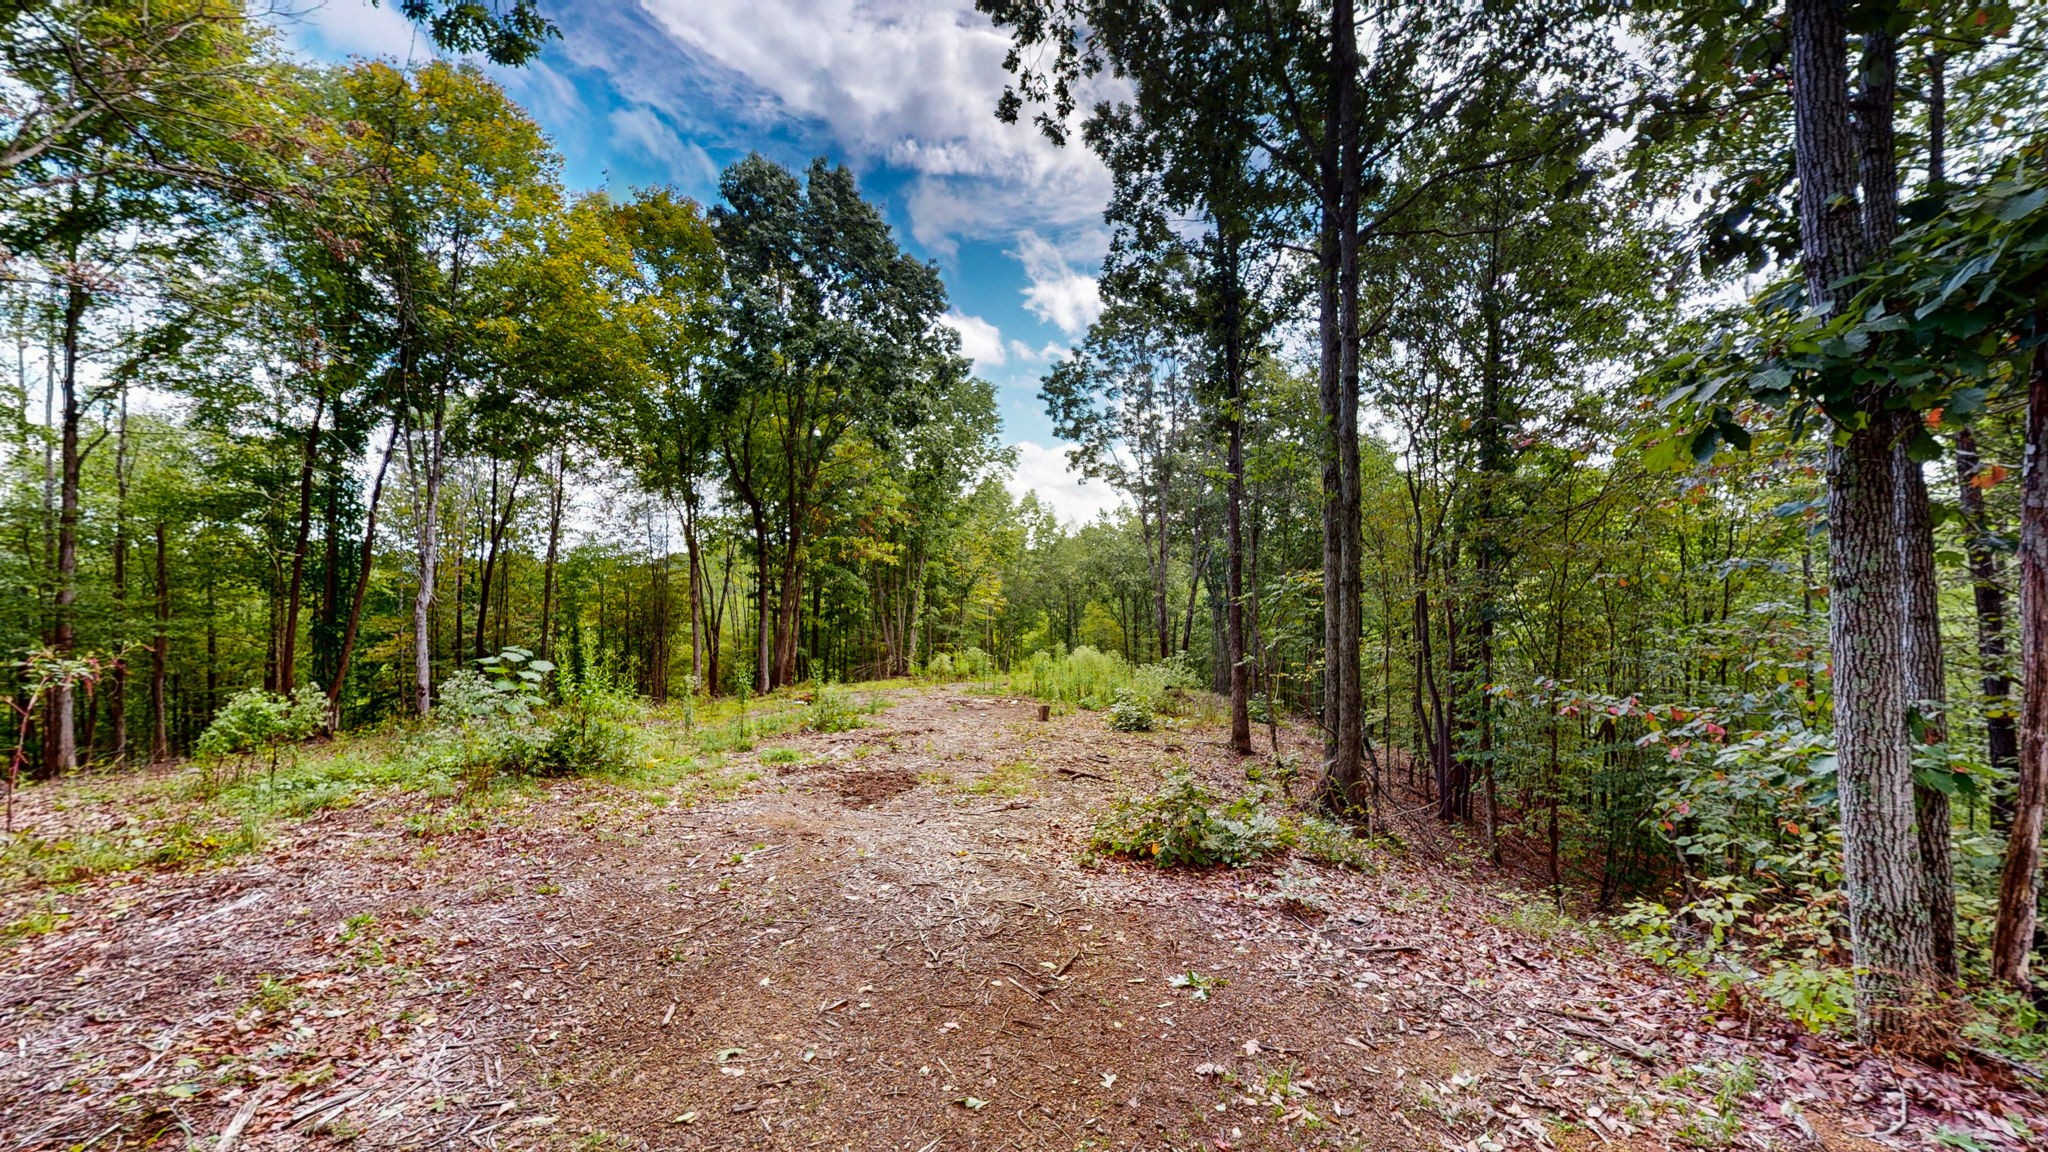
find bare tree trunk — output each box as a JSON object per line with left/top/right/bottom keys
{"left": 540, "top": 448, "right": 567, "bottom": 659}
{"left": 1992, "top": 328, "right": 2048, "bottom": 989}
{"left": 150, "top": 523, "right": 170, "bottom": 764}
{"left": 471, "top": 459, "right": 525, "bottom": 659}
{"left": 279, "top": 391, "right": 325, "bottom": 694}
{"left": 1957, "top": 427, "right": 2020, "bottom": 828}
{"left": 1897, "top": 439, "right": 1957, "bottom": 978}
{"left": 110, "top": 390, "right": 128, "bottom": 765}
{"left": 411, "top": 402, "right": 444, "bottom": 717}
{"left": 1790, "top": 0, "right": 1932, "bottom": 1037}
{"left": 330, "top": 424, "right": 398, "bottom": 730}
{"left": 1316, "top": 0, "right": 1365, "bottom": 810}
{"left": 49, "top": 280, "right": 87, "bottom": 775}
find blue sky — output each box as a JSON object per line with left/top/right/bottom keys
{"left": 282, "top": 0, "right": 1123, "bottom": 523}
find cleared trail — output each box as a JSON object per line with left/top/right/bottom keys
{"left": 1, "top": 688, "right": 2038, "bottom": 1149}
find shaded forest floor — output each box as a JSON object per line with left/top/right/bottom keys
{"left": 2, "top": 685, "right": 2044, "bottom": 1151}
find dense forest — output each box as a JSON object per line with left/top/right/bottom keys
{"left": 6, "top": 0, "right": 2048, "bottom": 1054}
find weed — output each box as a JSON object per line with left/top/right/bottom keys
{"left": 1107, "top": 690, "right": 1154, "bottom": 732}
{"left": 252, "top": 974, "right": 296, "bottom": 1013}
{"left": 1090, "top": 771, "right": 1284, "bottom": 868}
{"left": 966, "top": 759, "right": 1041, "bottom": 797}
{"left": 1169, "top": 970, "right": 1226, "bottom": 1000}
{"left": 759, "top": 747, "right": 803, "bottom": 764}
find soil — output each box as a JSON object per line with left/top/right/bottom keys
{"left": 1, "top": 686, "right": 2043, "bottom": 1151}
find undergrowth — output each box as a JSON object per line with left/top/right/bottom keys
{"left": 1086, "top": 769, "right": 1380, "bottom": 871}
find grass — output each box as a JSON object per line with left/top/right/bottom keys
{"left": 964, "top": 758, "right": 1042, "bottom": 797}
{"left": 0, "top": 684, "right": 852, "bottom": 895}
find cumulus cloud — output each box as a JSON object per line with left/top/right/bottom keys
{"left": 1014, "top": 231, "right": 1102, "bottom": 336}
{"left": 619, "top": 0, "right": 1111, "bottom": 251}
{"left": 1007, "top": 338, "right": 1064, "bottom": 363}
{"left": 1009, "top": 440, "right": 1124, "bottom": 527}
{"left": 284, "top": 0, "right": 427, "bottom": 60}
{"left": 939, "top": 311, "right": 1006, "bottom": 367}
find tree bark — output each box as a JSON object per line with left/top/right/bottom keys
{"left": 1896, "top": 438, "right": 1957, "bottom": 978}
{"left": 109, "top": 390, "right": 129, "bottom": 765}
{"left": 1992, "top": 329, "right": 2048, "bottom": 989}
{"left": 1790, "top": 0, "right": 1933, "bottom": 1035}
{"left": 1316, "top": 0, "right": 1366, "bottom": 811}
{"left": 330, "top": 423, "right": 398, "bottom": 730}
{"left": 279, "top": 391, "right": 325, "bottom": 694}
{"left": 471, "top": 459, "right": 525, "bottom": 659}
{"left": 540, "top": 447, "right": 567, "bottom": 659}
{"left": 49, "top": 279, "right": 88, "bottom": 775}
{"left": 150, "top": 523, "right": 170, "bottom": 764}
{"left": 411, "top": 400, "right": 444, "bottom": 717}
{"left": 1956, "top": 427, "right": 2020, "bottom": 829}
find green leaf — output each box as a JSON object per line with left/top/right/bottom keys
{"left": 528, "top": 659, "right": 556, "bottom": 673}
{"left": 1689, "top": 425, "right": 1721, "bottom": 465}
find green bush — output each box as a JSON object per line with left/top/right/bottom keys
{"left": 1090, "top": 771, "right": 1284, "bottom": 867}
{"left": 532, "top": 681, "right": 637, "bottom": 777}
{"left": 805, "top": 681, "right": 865, "bottom": 733}
{"left": 195, "top": 685, "right": 329, "bottom": 791}
{"left": 1107, "top": 690, "right": 1153, "bottom": 732}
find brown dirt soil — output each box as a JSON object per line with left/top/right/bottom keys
{"left": 1, "top": 686, "right": 2043, "bottom": 1151}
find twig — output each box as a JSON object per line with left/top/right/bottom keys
{"left": 1055, "top": 766, "right": 1109, "bottom": 782}
{"left": 215, "top": 1082, "right": 275, "bottom": 1151}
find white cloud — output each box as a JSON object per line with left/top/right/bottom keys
{"left": 622, "top": 0, "right": 1112, "bottom": 252}
{"left": 608, "top": 104, "right": 720, "bottom": 187}
{"left": 1009, "top": 440, "right": 1124, "bottom": 527}
{"left": 1013, "top": 231, "right": 1101, "bottom": 336}
{"left": 939, "top": 310, "right": 1006, "bottom": 367}
{"left": 283, "top": 0, "right": 426, "bottom": 61}
{"left": 1007, "top": 338, "right": 1064, "bottom": 363}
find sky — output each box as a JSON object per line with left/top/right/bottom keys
{"left": 279, "top": 0, "right": 1126, "bottom": 525}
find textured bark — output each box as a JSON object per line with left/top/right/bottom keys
{"left": 1791, "top": 0, "right": 1869, "bottom": 310}
{"left": 1830, "top": 421, "right": 1938, "bottom": 1029}
{"left": 1896, "top": 437, "right": 1957, "bottom": 978}
{"left": 1992, "top": 332, "right": 2048, "bottom": 988}
{"left": 150, "top": 523, "right": 170, "bottom": 764}
{"left": 1221, "top": 229, "right": 1252, "bottom": 754}
{"left": 46, "top": 281, "right": 89, "bottom": 776}
{"left": 1956, "top": 428, "right": 2019, "bottom": 829}
{"left": 1316, "top": 0, "right": 1366, "bottom": 810}
{"left": 279, "top": 392, "right": 324, "bottom": 694}
{"left": 1790, "top": 0, "right": 1933, "bottom": 1035}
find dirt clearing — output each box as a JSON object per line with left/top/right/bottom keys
{"left": 1, "top": 687, "right": 2041, "bottom": 1150}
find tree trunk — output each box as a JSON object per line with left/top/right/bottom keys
{"left": 49, "top": 279, "right": 87, "bottom": 776}
{"left": 329, "top": 424, "right": 399, "bottom": 730}
{"left": 1895, "top": 440, "right": 1956, "bottom": 978}
{"left": 411, "top": 401, "right": 444, "bottom": 717}
{"left": 1316, "top": 0, "right": 1366, "bottom": 810}
{"left": 1224, "top": 319, "right": 1252, "bottom": 754}
{"left": 1992, "top": 328, "right": 2048, "bottom": 989}
{"left": 1790, "top": 0, "right": 1933, "bottom": 1037}
{"left": 472, "top": 460, "right": 525, "bottom": 659}
{"left": 540, "top": 448, "right": 567, "bottom": 659}
{"left": 279, "top": 391, "right": 326, "bottom": 694}
{"left": 110, "top": 390, "right": 129, "bottom": 765}
{"left": 150, "top": 523, "right": 170, "bottom": 764}
{"left": 1957, "top": 427, "right": 2020, "bottom": 829}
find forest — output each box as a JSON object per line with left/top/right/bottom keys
{"left": 4, "top": 0, "right": 2048, "bottom": 1132}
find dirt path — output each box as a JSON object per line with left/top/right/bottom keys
{"left": 2, "top": 687, "right": 2042, "bottom": 1150}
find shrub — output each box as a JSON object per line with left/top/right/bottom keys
{"left": 1106, "top": 690, "right": 1153, "bottom": 732}
{"left": 531, "top": 681, "right": 636, "bottom": 777}
{"left": 195, "top": 685, "right": 328, "bottom": 790}
{"left": 1090, "top": 771, "right": 1285, "bottom": 867}
{"left": 805, "top": 682, "right": 865, "bottom": 733}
